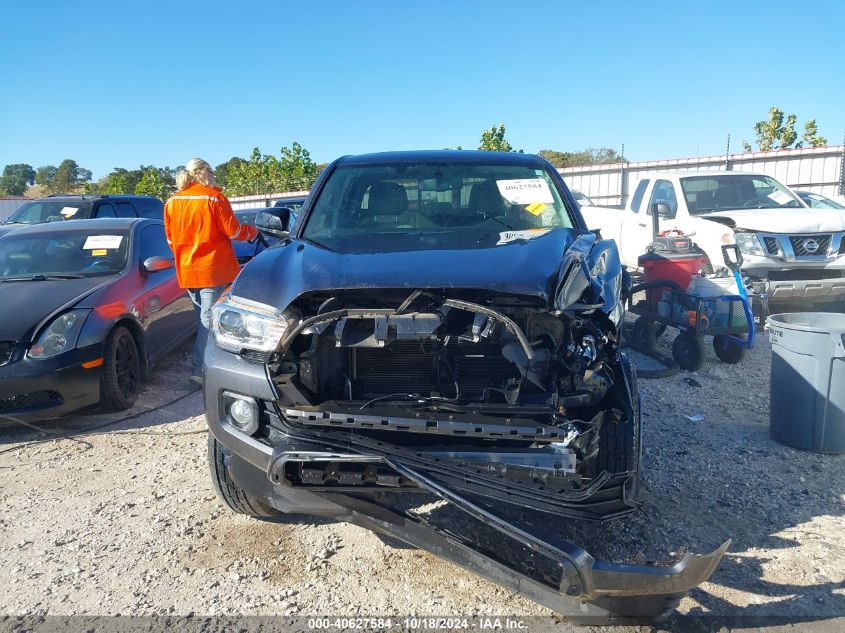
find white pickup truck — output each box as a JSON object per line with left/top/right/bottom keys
{"left": 579, "top": 170, "right": 845, "bottom": 307}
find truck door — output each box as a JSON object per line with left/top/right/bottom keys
{"left": 619, "top": 179, "right": 651, "bottom": 266}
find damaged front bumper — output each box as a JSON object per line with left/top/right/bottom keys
{"left": 206, "top": 375, "right": 727, "bottom": 622}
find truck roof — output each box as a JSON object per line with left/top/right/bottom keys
{"left": 640, "top": 170, "right": 769, "bottom": 179}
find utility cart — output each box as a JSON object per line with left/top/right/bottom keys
{"left": 626, "top": 245, "right": 756, "bottom": 371}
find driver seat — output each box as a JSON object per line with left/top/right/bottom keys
{"left": 362, "top": 181, "right": 408, "bottom": 226}
{"left": 467, "top": 180, "right": 506, "bottom": 217}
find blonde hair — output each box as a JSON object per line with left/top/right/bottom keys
{"left": 175, "top": 169, "right": 191, "bottom": 190}
{"left": 185, "top": 157, "right": 216, "bottom": 187}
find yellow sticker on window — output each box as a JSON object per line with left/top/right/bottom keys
{"left": 91, "top": 249, "right": 107, "bottom": 256}
{"left": 525, "top": 202, "right": 546, "bottom": 216}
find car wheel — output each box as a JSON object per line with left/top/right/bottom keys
{"left": 208, "top": 435, "right": 283, "bottom": 519}
{"left": 100, "top": 326, "right": 141, "bottom": 411}
{"left": 671, "top": 332, "right": 705, "bottom": 371}
{"left": 713, "top": 334, "right": 746, "bottom": 364}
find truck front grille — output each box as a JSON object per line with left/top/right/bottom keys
{"left": 790, "top": 235, "right": 831, "bottom": 257}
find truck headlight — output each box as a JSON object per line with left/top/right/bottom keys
{"left": 211, "top": 298, "right": 298, "bottom": 354}
{"left": 734, "top": 232, "right": 765, "bottom": 257}
{"left": 28, "top": 309, "right": 91, "bottom": 359}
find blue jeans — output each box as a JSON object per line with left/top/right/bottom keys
{"left": 187, "top": 285, "right": 226, "bottom": 376}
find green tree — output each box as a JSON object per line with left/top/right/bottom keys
{"left": 35, "top": 165, "right": 58, "bottom": 188}
{"left": 275, "top": 142, "right": 318, "bottom": 192}
{"left": 747, "top": 106, "right": 826, "bottom": 151}
{"left": 214, "top": 157, "right": 245, "bottom": 190}
{"left": 99, "top": 168, "right": 134, "bottom": 194}
{"left": 479, "top": 123, "right": 513, "bottom": 152}
{"left": 802, "top": 119, "right": 827, "bottom": 148}
{"left": 135, "top": 167, "right": 175, "bottom": 201}
{"left": 224, "top": 144, "right": 320, "bottom": 196}
{"left": 0, "top": 164, "right": 36, "bottom": 196}
{"left": 36, "top": 160, "right": 92, "bottom": 194}
{"left": 225, "top": 148, "right": 276, "bottom": 196}
{"left": 537, "top": 147, "right": 623, "bottom": 168}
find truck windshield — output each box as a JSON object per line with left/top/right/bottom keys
{"left": 302, "top": 163, "right": 574, "bottom": 248}
{"left": 681, "top": 175, "right": 802, "bottom": 214}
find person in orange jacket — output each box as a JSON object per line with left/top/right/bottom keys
{"left": 164, "top": 158, "right": 258, "bottom": 385}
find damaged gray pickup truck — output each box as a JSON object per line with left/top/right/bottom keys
{"left": 204, "top": 150, "right": 728, "bottom": 621}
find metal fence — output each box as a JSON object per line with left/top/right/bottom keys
{"left": 560, "top": 144, "right": 845, "bottom": 208}
{"left": 227, "top": 191, "right": 310, "bottom": 211}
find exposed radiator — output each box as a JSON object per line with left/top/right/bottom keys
{"left": 353, "top": 341, "right": 519, "bottom": 400}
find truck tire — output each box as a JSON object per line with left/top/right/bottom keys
{"left": 208, "top": 435, "right": 283, "bottom": 519}
{"left": 590, "top": 354, "right": 640, "bottom": 476}
{"left": 100, "top": 326, "right": 141, "bottom": 412}
{"left": 713, "top": 334, "right": 746, "bottom": 364}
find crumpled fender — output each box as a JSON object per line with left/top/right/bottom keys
{"left": 554, "top": 232, "right": 623, "bottom": 315}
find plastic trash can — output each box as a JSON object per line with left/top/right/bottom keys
{"left": 767, "top": 313, "right": 845, "bottom": 453}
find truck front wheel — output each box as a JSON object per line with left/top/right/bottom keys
{"left": 208, "top": 435, "right": 283, "bottom": 520}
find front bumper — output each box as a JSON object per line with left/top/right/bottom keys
{"left": 204, "top": 344, "right": 728, "bottom": 620}
{"left": 0, "top": 344, "right": 103, "bottom": 421}
{"left": 757, "top": 277, "right": 845, "bottom": 302}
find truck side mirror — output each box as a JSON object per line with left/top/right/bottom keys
{"left": 651, "top": 202, "right": 672, "bottom": 218}
{"left": 255, "top": 208, "right": 296, "bottom": 239}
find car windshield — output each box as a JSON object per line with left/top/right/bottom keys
{"left": 0, "top": 228, "right": 129, "bottom": 280}
{"left": 681, "top": 175, "right": 802, "bottom": 214}
{"left": 798, "top": 192, "right": 845, "bottom": 210}
{"left": 5, "top": 200, "right": 93, "bottom": 224}
{"left": 302, "top": 163, "right": 574, "bottom": 247}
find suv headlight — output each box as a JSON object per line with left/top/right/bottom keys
{"left": 734, "top": 232, "right": 765, "bottom": 256}
{"left": 28, "top": 309, "right": 91, "bottom": 359}
{"left": 211, "top": 298, "right": 299, "bottom": 354}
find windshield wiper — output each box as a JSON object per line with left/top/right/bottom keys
{"left": 481, "top": 214, "right": 516, "bottom": 231}
{"left": 2, "top": 273, "right": 86, "bottom": 281}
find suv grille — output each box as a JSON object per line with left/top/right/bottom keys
{"left": 0, "top": 390, "right": 63, "bottom": 413}
{"left": 0, "top": 341, "right": 12, "bottom": 365}
{"left": 763, "top": 237, "right": 781, "bottom": 255}
{"left": 790, "top": 235, "right": 831, "bottom": 257}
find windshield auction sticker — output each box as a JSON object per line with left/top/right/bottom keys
{"left": 767, "top": 190, "right": 792, "bottom": 205}
{"left": 496, "top": 228, "right": 551, "bottom": 245}
{"left": 60, "top": 206, "right": 79, "bottom": 217}
{"left": 496, "top": 178, "right": 554, "bottom": 205}
{"left": 83, "top": 235, "right": 123, "bottom": 250}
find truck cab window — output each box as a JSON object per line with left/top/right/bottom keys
{"left": 630, "top": 179, "right": 649, "bottom": 213}
{"left": 646, "top": 180, "right": 678, "bottom": 218}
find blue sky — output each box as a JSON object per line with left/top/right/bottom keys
{"left": 1, "top": 0, "right": 843, "bottom": 179}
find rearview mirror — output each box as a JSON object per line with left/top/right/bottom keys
{"left": 255, "top": 208, "right": 295, "bottom": 239}
{"left": 143, "top": 256, "right": 173, "bottom": 273}
{"left": 652, "top": 202, "right": 673, "bottom": 218}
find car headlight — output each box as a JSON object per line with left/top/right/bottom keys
{"left": 211, "top": 298, "right": 299, "bottom": 354}
{"left": 28, "top": 309, "right": 91, "bottom": 359}
{"left": 734, "top": 232, "right": 765, "bottom": 256}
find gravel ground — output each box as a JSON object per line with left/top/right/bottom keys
{"left": 1, "top": 332, "right": 844, "bottom": 631}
